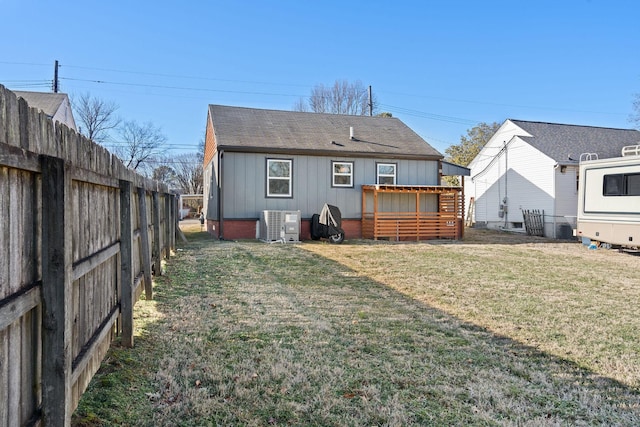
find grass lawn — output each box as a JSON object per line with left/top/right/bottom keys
{"left": 73, "top": 226, "right": 640, "bottom": 426}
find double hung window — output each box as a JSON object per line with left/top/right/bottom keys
{"left": 376, "top": 163, "right": 396, "bottom": 185}
{"left": 267, "top": 159, "right": 292, "bottom": 197}
{"left": 332, "top": 161, "right": 353, "bottom": 187}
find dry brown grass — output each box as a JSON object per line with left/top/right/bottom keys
{"left": 305, "top": 228, "right": 640, "bottom": 388}
{"left": 73, "top": 227, "right": 640, "bottom": 426}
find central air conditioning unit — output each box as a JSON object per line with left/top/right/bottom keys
{"left": 259, "top": 210, "right": 301, "bottom": 243}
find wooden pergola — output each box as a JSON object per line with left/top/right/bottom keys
{"left": 361, "top": 185, "right": 464, "bottom": 241}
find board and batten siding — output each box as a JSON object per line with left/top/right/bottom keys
{"left": 218, "top": 152, "right": 439, "bottom": 219}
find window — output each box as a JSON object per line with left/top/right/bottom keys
{"left": 603, "top": 173, "right": 640, "bottom": 196}
{"left": 628, "top": 174, "right": 640, "bottom": 196}
{"left": 376, "top": 163, "right": 396, "bottom": 185}
{"left": 266, "top": 159, "right": 292, "bottom": 197}
{"left": 332, "top": 161, "right": 353, "bottom": 187}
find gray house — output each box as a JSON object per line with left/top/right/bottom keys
{"left": 203, "top": 105, "right": 466, "bottom": 240}
{"left": 465, "top": 119, "right": 640, "bottom": 238}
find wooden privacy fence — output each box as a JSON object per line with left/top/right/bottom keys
{"left": 0, "top": 85, "right": 178, "bottom": 426}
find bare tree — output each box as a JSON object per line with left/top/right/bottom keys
{"left": 72, "top": 93, "right": 120, "bottom": 143}
{"left": 293, "top": 97, "right": 309, "bottom": 112}
{"left": 172, "top": 152, "right": 204, "bottom": 194}
{"left": 114, "top": 120, "right": 167, "bottom": 171}
{"left": 294, "top": 80, "right": 376, "bottom": 115}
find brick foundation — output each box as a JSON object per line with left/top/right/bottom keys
{"left": 341, "top": 219, "right": 362, "bottom": 239}
{"left": 206, "top": 220, "right": 220, "bottom": 238}
{"left": 209, "top": 218, "right": 363, "bottom": 241}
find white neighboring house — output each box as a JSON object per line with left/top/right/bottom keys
{"left": 13, "top": 90, "right": 77, "bottom": 131}
{"left": 465, "top": 119, "right": 640, "bottom": 238}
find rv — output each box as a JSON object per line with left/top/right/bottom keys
{"left": 576, "top": 145, "right": 640, "bottom": 247}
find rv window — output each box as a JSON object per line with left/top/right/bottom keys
{"left": 627, "top": 174, "right": 640, "bottom": 196}
{"left": 603, "top": 173, "right": 640, "bottom": 196}
{"left": 603, "top": 174, "right": 623, "bottom": 196}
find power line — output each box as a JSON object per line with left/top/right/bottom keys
{"left": 380, "top": 103, "right": 478, "bottom": 125}
{"left": 1, "top": 81, "right": 52, "bottom": 89}
{"left": 0, "top": 61, "right": 50, "bottom": 67}
{"left": 60, "top": 76, "right": 303, "bottom": 98}
{"left": 61, "top": 63, "right": 311, "bottom": 88}
{"left": 3, "top": 60, "right": 627, "bottom": 119}
{"left": 378, "top": 89, "right": 627, "bottom": 117}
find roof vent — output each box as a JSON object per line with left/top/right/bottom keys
{"left": 349, "top": 127, "right": 354, "bottom": 140}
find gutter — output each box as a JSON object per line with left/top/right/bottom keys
{"left": 217, "top": 145, "right": 443, "bottom": 161}
{"left": 218, "top": 149, "right": 225, "bottom": 239}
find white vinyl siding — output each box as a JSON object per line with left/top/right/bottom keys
{"left": 470, "top": 136, "right": 556, "bottom": 233}
{"left": 554, "top": 166, "right": 579, "bottom": 231}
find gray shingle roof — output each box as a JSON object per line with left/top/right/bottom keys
{"left": 13, "top": 91, "right": 68, "bottom": 118}
{"left": 511, "top": 119, "right": 640, "bottom": 163}
{"left": 209, "top": 105, "right": 442, "bottom": 159}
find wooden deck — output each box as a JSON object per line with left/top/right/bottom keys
{"left": 361, "top": 185, "right": 464, "bottom": 241}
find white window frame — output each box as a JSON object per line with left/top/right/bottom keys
{"left": 332, "top": 161, "right": 354, "bottom": 188}
{"left": 266, "top": 158, "right": 293, "bottom": 198}
{"left": 376, "top": 162, "right": 397, "bottom": 185}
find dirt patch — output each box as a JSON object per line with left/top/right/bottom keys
{"left": 461, "top": 226, "right": 570, "bottom": 245}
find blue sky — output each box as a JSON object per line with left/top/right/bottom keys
{"left": 1, "top": 0, "right": 639, "bottom": 156}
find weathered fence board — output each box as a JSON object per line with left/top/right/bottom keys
{"left": 0, "top": 285, "right": 40, "bottom": 330}
{"left": 523, "top": 209, "right": 545, "bottom": 237}
{"left": 137, "top": 187, "right": 153, "bottom": 300}
{"left": 0, "top": 84, "right": 178, "bottom": 426}
{"left": 120, "top": 179, "right": 134, "bottom": 348}
{"left": 41, "top": 154, "right": 73, "bottom": 425}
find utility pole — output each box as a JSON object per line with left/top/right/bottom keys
{"left": 53, "top": 60, "right": 59, "bottom": 93}
{"left": 368, "top": 85, "right": 373, "bottom": 116}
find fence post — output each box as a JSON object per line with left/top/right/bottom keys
{"left": 119, "top": 180, "right": 134, "bottom": 348}
{"left": 137, "top": 187, "right": 153, "bottom": 300}
{"left": 170, "top": 195, "right": 177, "bottom": 251}
{"left": 41, "top": 155, "right": 72, "bottom": 426}
{"left": 164, "top": 193, "right": 171, "bottom": 258}
{"left": 152, "top": 191, "right": 162, "bottom": 276}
